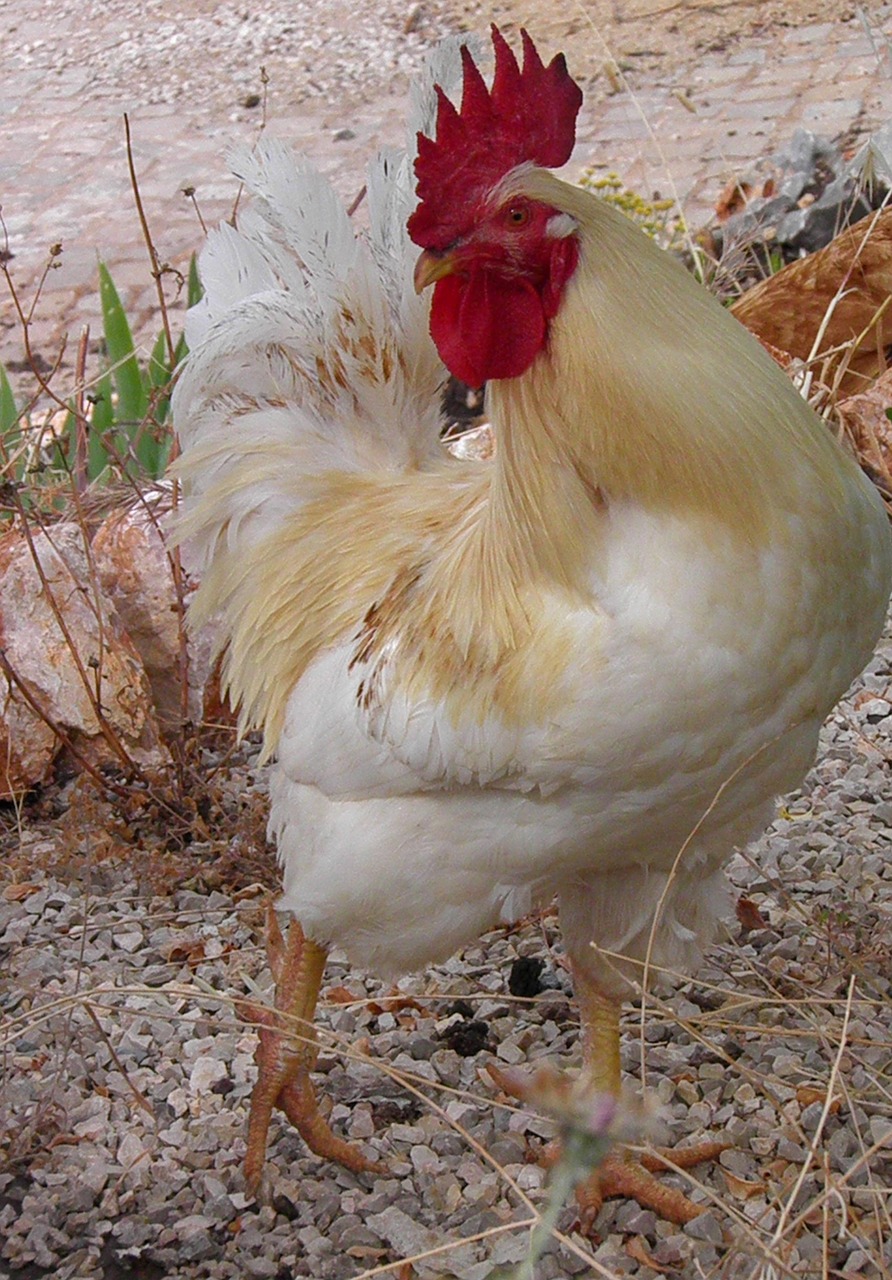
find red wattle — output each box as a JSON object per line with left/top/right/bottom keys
{"left": 429, "top": 268, "right": 547, "bottom": 388}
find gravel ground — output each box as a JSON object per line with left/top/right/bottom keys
{"left": 2, "top": 620, "right": 891, "bottom": 1279}
{"left": 3, "top": 3, "right": 892, "bottom": 1277}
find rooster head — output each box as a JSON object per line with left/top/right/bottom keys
{"left": 408, "top": 26, "right": 583, "bottom": 388}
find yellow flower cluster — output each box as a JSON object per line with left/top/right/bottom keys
{"left": 578, "top": 168, "right": 685, "bottom": 249}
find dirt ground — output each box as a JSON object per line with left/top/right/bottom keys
{"left": 447, "top": 0, "right": 869, "bottom": 79}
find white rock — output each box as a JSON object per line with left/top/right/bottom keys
{"left": 869, "top": 1115, "right": 892, "bottom": 1146}
{"left": 73, "top": 1115, "right": 108, "bottom": 1141}
{"left": 189, "top": 1055, "right": 228, "bottom": 1094}
{"left": 117, "top": 1132, "right": 148, "bottom": 1171}
{"left": 165, "top": 1087, "right": 190, "bottom": 1118}
{"left": 113, "top": 930, "right": 143, "bottom": 953}
{"left": 175, "top": 1213, "right": 216, "bottom": 1239}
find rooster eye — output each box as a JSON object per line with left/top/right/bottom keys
{"left": 506, "top": 204, "right": 530, "bottom": 226}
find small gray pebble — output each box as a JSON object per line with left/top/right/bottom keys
{"left": 408, "top": 1036, "right": 437, "bottom": 1060}
{"left": 685, "top": 1209, "right": 723, "bottom": 1244}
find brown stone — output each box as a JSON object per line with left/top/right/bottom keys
{"left": 0, "top": 521, "right": 162, "bottom": 798}
{"left": 91, "top": 490, "right": 230, "bottom": 736}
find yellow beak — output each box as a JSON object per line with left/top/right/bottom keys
{"left": 413, "top": 249, "right": 460, "bottom": 294}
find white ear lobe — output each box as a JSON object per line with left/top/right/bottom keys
{"left": 546, "top": 212, "right": 578, "bottom": 239}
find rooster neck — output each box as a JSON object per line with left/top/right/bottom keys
{"left": 493, "top": 167, "right": 864, "bottom": 541}
{"left": 482, "top": 377, "right": 605, "bottom": 597}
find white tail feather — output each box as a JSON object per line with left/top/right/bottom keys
{"left": 231, "top": 143, "right": 362, "bottom": 304}
{"left": 407, "top": 33, "right": 478, "bottom": 138}
{"left": 171, "top": 80, "right": 463, "bottom": 576}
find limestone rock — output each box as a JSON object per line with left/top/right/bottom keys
{"left": 0, "top": 521, "right": 160, "bottom": 797}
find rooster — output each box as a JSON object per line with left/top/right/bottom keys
{"left": 171, "top": 29, "right": 891, "bottom": 1226}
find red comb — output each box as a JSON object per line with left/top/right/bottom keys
{"left": 408, "top": 26, "right": 583, "bottom": 250}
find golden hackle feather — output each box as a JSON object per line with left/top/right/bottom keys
{"left": 185, "top": 457, "right": 586, "bottom": 758}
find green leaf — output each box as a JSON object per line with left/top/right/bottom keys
{"left": 131, "top": 420, "right": 157, "bottom": 475}
{"left": 187, "top": 252, "right": 203, "bottom": 308}
{"left": 56, "top": 407, "right": 78, "bottom": 471}
{"left": 87, "top": 371, "right": 115, "bottom": 480}
{"left": 99, "top": 261, "right": 148, "bottom": 425}
{"left": 0, "top": 365, "right": 26, "bottom": 492}
{"left": 91, "top": 370, "right": 115, "bottom": 434}
{"left": 885, "top": 407, "right": 892, "bottom": 423}
{"left": 162, "top": 253, "right": 201, "bottom": 378}
{"left": 148, "top": 327, "right": 171, "bottom": 388}
{"left": 133, "top": 421, "right": 169, "bottom": 478}
{"left": 172, "top": 332, "right": 188, "bottom": 370}
{"left": 91, "top": 261, "right": 188, "bottom": 480}
{"left": 149, "top": 428, "right": 174, "bottom": 476}
{"left": 148, "top": 327, "right": 175, "bottom": 427}
{"left": 0, "top": 364, "right": 19, "bottom": 434}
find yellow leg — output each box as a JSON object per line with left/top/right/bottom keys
{"left": 574, "top": 970, "right": 623, "bottom": 1094}
{"left": 572, "top": 967, "right": 727, "bottom": 1230}
{"left": 239, "top": 910, "right": 385, "bottom": 1194}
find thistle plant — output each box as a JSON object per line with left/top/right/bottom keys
{"left": 483, "top": 1065, "right": 645, "bottom": 1280}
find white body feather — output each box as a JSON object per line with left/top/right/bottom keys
{"left": 271, "top": 496, "right": 881, "bottom": 990}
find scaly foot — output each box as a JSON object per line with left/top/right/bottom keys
{"left": 575, "top": 1139, "right": 729, "bottom": 1231}
{"left": 239, "top": 911, "right": 386, "bottom": 1194}
{"left": 240, "top": 995, "right": 385, "bottom": 1193}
